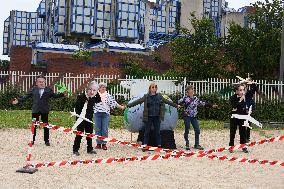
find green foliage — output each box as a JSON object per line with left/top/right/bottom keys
{"left": 225, "top": 0, "right": 283, "bottom": 79}
{"left": 72, "top": 50, "right": 92, "bottom": 61}
{"left": 169, "top": 1, "right": 282, "bottom": 80}
{"left": 169, "top": 14, "right": 231, "bottom": 79}
{"left": 0, "top": 59, "right": 10, "bottom": 69}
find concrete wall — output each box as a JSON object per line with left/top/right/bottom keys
{"left": 221, "top": 12, "right": 246, "bottom": 37}
{"left": 180, "top": 0, "right": 203, "bottom": 32}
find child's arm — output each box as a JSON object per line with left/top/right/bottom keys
{"left": 47, "top": 87, "right": 65, "bottom": 98}
{"left": 127, "top": 95, "right": 146, "bottom": 108}
{"left": 197, "top": 97, "right": 214, "bottom": 108}
{"left": 12, "top": 89, "right": 33, "bottom": 104}
{"left": 177, "top": 97, "right": 184, "bottom": 105}
{"left": 161, "top": 96, "right": 178, "bottom": 108}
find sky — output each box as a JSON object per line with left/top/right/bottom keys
{"left": 0, "top": 0, "right": 274, "bottom": 60}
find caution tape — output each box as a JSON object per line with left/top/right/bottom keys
{"left": 35, "top": 121, "right": 284, "bottom": 156}
{"left": 26, "top": 120, "right": 36, "bottom": 163}
{"left": 30, "top": 150, "right": 284, "bottom": 169}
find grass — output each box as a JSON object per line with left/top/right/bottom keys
{"left": 0, "top": 110, "right": 225, "bottom": 130}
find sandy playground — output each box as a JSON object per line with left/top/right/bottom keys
{"left": 0, "top": 128, "right": 283, "bottom": 189}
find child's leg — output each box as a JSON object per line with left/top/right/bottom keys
{"left": 85, "top": 122, "right": 94, "bottom": 152}
{"left": 41, "top": 113, "right": 49, "bottom": 143}
{"left": 73, "top": 123, "right": 84, "bottom": 152}
{"left": 94, "top": 113, "right": 102, "bottom": 145}
{"left": 183, "top": 117, "right": 191, "bottom": 145}
{"left": 229, "top": 118, "right": 238, "bottom": 146}
{"left": 32, "top": 113, "right": 40, "bottom": 142}
{"left": 191, "top": 117, "right": 200, "bottom": 147}
{"left": 152, "top": 116, "right": 161, "bottom": 146}
{"left": 143, "top": 118, "right": 153, "bottom": 145}
{"left": 238, "top": 120, "right": 246, "bottom": 144}
{"left": 101, "top": 113, "right": 110, "bottom": 145}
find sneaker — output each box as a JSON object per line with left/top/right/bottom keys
{"left": 242, "top": 147, "right": 249, "bottom": 153}
{"left": 102, "top": 144, "right": 107, "bottom": 150}
{"left": 95, "top": 144, "right": 102, "bottom": 149}
{"left": 142, "top": 147, "right": 148, "bottom": 152}
{"left": 45, "top": 142, "right": 50, "bottom": 146}
{"left": 194, "top": 145, "right": 204, "bottom": 150}
{"left": 87, "top": 150, "right": 97, "bottom": 154}
{"left": 73, "top": 151, "right": 80, "bottom": 156}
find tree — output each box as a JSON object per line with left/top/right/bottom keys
{"left": 226, "top": 0, "right": 283, "bottom": 79}
{"left": 169, "top": 14, "right": 231, "bottom": 79}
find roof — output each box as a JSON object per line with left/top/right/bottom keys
{"left": 35, "top": 42, "right": 79, "bottom": 52}
{"left": 90, "top": 41, "right": 146, "bottom": 52}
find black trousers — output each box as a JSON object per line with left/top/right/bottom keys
{"left": 32, "top": 113, "right": 49, "bottom": 143}
{"left": 73, "top": 121, "right": 93, "bottom": 152}
{"left": 245, "top": 127, "right": 251, "bottom": 141}
{"left": 229, "top": 118, "right": 246, "bottom": 146}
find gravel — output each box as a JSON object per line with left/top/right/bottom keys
{"left": 0, "top": 128, "right": 283, "bottom": 189}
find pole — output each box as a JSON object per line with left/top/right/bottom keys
{"left": 280, "top": 1, "right": 284, "bottom": 81}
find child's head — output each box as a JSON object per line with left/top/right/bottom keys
{"left": 98, "top": 82, "right": 107, "bottom": 93}
{"left": 36, "top": 75, "right": 46, "bottom": 88}
{"left": 185, "top": 85, "right": 194, "bottom": 96}
{"left": 86, "top": 81, "right": 99, "bottom": 97}
{"left": 236, "top": 84, "right": 246, "bottom": 96}
{"left": 148, "top": 82, "right": 158, "bottom": 94}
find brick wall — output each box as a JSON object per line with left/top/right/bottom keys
{"left": 8, "top": 46, "right": 174, "bottom": 75}
{"left": 9, "top": 46, "right": 32, "bottom": 72}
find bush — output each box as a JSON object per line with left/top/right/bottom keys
{"left": 1, "top": 86, "right": 283, "bottom": 122}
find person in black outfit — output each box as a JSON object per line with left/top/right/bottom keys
{"left": 229, "top": 84, "right": 249, "bottom": 153}
{"left": 12, "top": 76, "right": 65, "bottom": 146}
{"left": 73, "top": 81, "right": 101, "bottom": 156}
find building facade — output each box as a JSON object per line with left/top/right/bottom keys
{"left": 3, "top": 0, "right": 225, "bottom": 56}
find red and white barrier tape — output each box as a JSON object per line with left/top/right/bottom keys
{"left": 26, "top": 120, "right": 36, "bottom": 163}
{"left": 30, "top": 150, "right": 284, "bottom": 169}
{"left": 35, "top": 121, "right": 284, "bottom": 156}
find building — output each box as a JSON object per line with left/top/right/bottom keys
{"left": 3, "top": 0, "right": 226, "bottom": 56}
{"left": 221, "top": 6, "right": 256, "bottom": 37}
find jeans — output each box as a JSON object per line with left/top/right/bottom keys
{"left": 183, "top": 117, "right": 200, "bottom": 146}
{"left": 144, "top": 116, "right": 161, "bottom": 146}
{"left": 94, "top": 112, "right": 110, "bottom": 144}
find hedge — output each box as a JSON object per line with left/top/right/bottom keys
{"left": 1, "top": 85, "right": 283, "bottom": 122}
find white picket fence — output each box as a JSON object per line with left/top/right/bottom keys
{"left": 0, "top": 71, "right": 283, "bottom": 103}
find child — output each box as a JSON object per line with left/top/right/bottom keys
{"left": 178, "top": 85, "right": 217, "bottom": 150}
{"left": 72, "top": 81, "right": 101, "bottom": 156}
{"left": 12, "top": 75, "right": 65, "bottom": 146}
{"left": 229, "top": 84, "right": 249, "bottom": 153}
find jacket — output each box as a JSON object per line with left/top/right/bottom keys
{"left": 19, "top": 86, "right": 64, "bottom": 114}
{"left": 127, "top": 93, "right": 178, "bottom": 122}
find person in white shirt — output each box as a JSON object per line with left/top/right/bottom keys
{"left": 94, "top": 82, "right": 125, "bottom": 150}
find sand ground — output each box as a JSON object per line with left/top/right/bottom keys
{"left": 0, "top": 128, "right": 283, "bottom": 189}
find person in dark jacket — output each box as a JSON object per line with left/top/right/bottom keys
{"left": 229, "top": 84, "right": 249, "bottom": 153}
{"left": 12, "top": 76, "right": 65, "bottom": 146}
{"left": 73, "top": 81, "right": 101, "bottom": 156}
{"left": 127, "top": 82, "right": 179, "bottom": 150}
